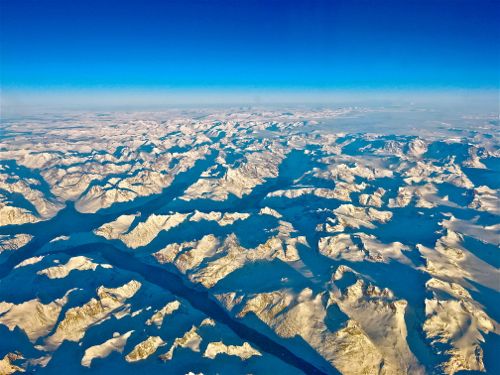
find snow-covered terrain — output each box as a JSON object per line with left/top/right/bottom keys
{"left": 0, "top": 106, "right": 498, "bottom": 374}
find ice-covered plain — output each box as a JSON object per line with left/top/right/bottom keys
{"left": 0, "top": 105, "right": 498, "bottom": 374}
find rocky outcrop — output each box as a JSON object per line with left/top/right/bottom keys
{"left": 315, "top": 160, "right": 393, "bottom": 183}
{"left": 189, "top": 211, "right": 250, "bottom": 226}
{"left": 401, "top": 159, "right": 474, "bottom": 189}
{"left": 324, "top": 204, "right": 392, "bottom": 232}
{"left": 160, "top": 325, "right": 202, "bottom": 361}
{"left": 154, "top": 235, "right": 220, "bottom": 273}
{"left": 43, "top": 280, "right": 141, "bottom": 350}
{"left": 0, "top": 289, "right": 75, "bottom": 342}
{"left": 0, "top": 352, "right": 25, "bottom": 374}
{"left": 95, "top": 213, "right": 188, "bottom": 248}
{"left": 358, "top": 187, "right": 386, "bottom": 207}
{"left": 182, "top": 148, "right": 285, "bottom": 201}
{"left": 0, "top": 203, "right": 39, "bottom": 227}
{"left": 407, "top": 138, "right": 428, "bottom": 156}
{"left": 155, "top": 219, "right": 307, "bottom": 289}
{"left": 423, "top": 278, "right": 497, "bottom": 374}
{"left": 234, "top": 267, "right": 423, "bottom": 374}
{"left": 0, "top": 234, "right": 33, "bottom": 252}
{"left": 125, "top": 336, "right": 165, "bottom": 362}
{"left": 259, "top": 206, "right": 282, "bottom": 218}
{"left": 145, "top": 300, "right": 181, "bottom": 328}
{"left": 14, "top": 256, "right": 45, "bottom": 269}
{"left": 203, "top": 341, "right": 261, "bottom": 360}
{"left": 188, "top": 226, "right": 305, "bottom": 288}
{"left": 93, "top": 214, "right": 137, "bottom": 240}
{"left": 329, "top": 270, "right": 423, "bottom": 374}
{"left": 0, "top": 175, "right": 63, "bottom": 220}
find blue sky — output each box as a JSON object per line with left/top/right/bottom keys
{"left": 1, "top": 0, "right": 499, "bottom": 92}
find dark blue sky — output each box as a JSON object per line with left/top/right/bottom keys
{"left": 1, "top": 0, "right": 499, "bottom": 90}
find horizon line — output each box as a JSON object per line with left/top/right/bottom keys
{"left": 1, "top": 87, "right": 499, "bottom": 114}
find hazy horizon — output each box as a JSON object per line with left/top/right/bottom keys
{"left": 2, "top": 88, "right": 499, "bottom": 114}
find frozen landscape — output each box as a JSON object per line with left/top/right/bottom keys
{"left": 0, "top": 105, "right": 498, "bottom": 375}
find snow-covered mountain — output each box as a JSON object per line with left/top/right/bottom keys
{"left": 0, "top": 106, "right": 498, "bottom": 374}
